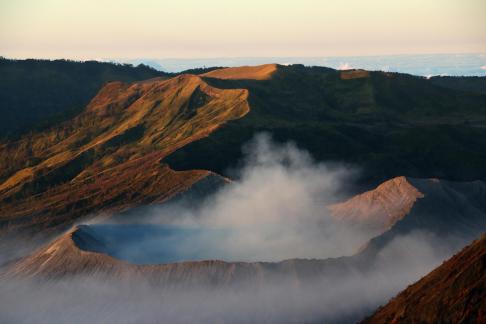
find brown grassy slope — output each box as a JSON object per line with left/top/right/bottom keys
{"left": 201, "top": 64, "right": 278, "bottom": 80}
{"left": 340, "top": 69, "right": 370, "bottom": 80}
{"left": 0, "top": 74, "right": 249, "bottom": 234}
{"left": 362, "top": 234, "right": 486, "bottom": 324}
{"left": 0, "top": 154, "right": 214, "bottom": 235}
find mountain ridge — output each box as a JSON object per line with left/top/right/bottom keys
{"left": 201, "top": 64, "right": 278, "bottom": 80}
{"left": 0, "top": 74, "right": 249, "bottom": 236}
{"left": 0, "top": 58, "right": 169, "bottom": 137}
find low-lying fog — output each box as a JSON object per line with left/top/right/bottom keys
{"left": 1, "top": 231, "right": 454, "bottom": 324}
{"left": 0, "top": 134, "right": 466, "bottom": 323}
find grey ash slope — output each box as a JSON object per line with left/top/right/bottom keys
{"left": 359, "top": 178, "right": 486, "bottom": 258}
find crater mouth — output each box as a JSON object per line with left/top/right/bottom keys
{"left": 72, "top": 224, "right": 230, "bottom": 265}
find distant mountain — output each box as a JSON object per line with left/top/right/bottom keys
{"left": 0, "top": 58, "right": 168, "bottom": 137}
{"left": 201, "top": 64, "right": 278, "bottom": 80}
{"left": 362, "top": 233, "right": 486, "bottom": 323}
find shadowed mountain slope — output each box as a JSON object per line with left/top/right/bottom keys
{"left": 166, "top": 64, "right": 486, "bottom": 185}
{"left": 362, "top": 233, "right": 486, "bottom": 324}
{"left": 0, "top": 58, "right": 168, "bottom": 137}
{"left": 431, "top": 75, "right": 486, "bottom": 95}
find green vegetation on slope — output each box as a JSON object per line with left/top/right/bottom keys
{"left": 431, "top": 75, "right": 486, "bottom": 95}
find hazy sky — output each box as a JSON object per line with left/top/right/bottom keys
{"left": 1, "top": 0, "right": 485, "bottom": 59}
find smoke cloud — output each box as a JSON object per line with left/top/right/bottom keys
{"left": 93, "top": 133, "right": 367, "bottom": 263}
{"left": 0, "top": 134, "right": 465, "bottom": 323}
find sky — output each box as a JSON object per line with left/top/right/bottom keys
{"left": 1, "top": 0, "right": 485, "bottom": 60}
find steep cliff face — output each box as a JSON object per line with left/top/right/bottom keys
{"left": 0, "top": 74, "right": 249, "bottom": 235}
{"left": 362, "top": 234, "right": 486, "bottom": 324}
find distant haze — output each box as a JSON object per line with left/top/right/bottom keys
{"left": 1, "top": 0, "right": 485, "bottom": 59}
{"left": 120, "top": 54, "right": 486, "bottom": 76}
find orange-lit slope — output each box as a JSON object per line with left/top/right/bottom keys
{"left": 202, "top": 64, "right": 278, "bottom": 80}
{"left": 362, "top": 233, "right": 486, "bottom": 324}
{"left": 0, "top": 74, "right": 249, "bottom": 234}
